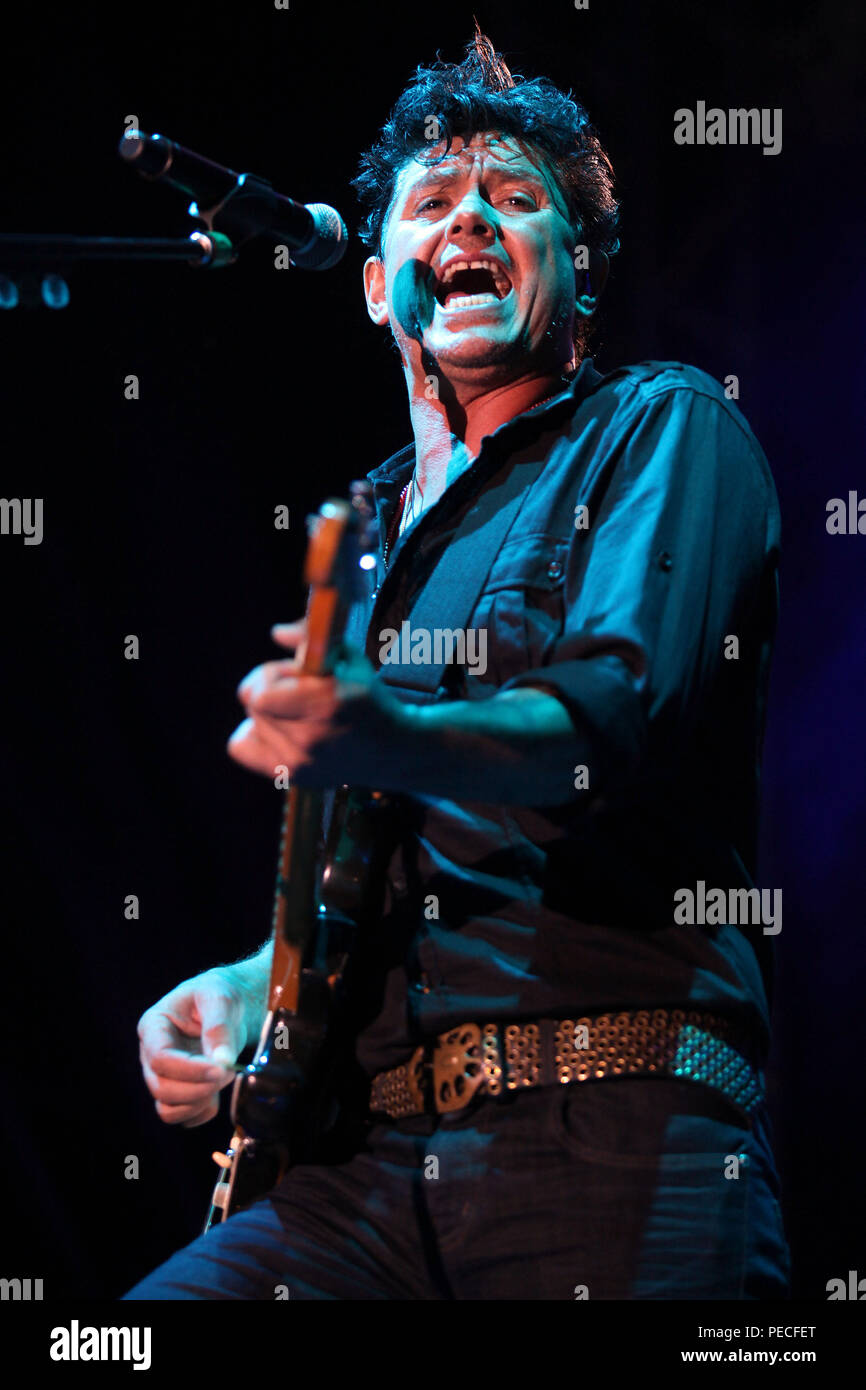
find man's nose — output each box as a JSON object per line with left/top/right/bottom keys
{"left": 444, "top": 191, "right": 497, "bottom": 245}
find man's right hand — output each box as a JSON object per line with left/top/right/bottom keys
{"left": 137, "top": 967, "right": 255, "bottom": 1127}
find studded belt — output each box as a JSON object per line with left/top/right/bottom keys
{"left": 368, "top": 1010, "right": 765, "bottom": 1120}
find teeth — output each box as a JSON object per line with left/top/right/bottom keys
{"left": 442, "top": 292, "right": 500, "bottom": 309}
{"left": 438, "top": 258, "right": 512, "bottom": 297}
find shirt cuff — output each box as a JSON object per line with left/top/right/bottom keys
{"left": 499, "top": 653, "right": 647, "bottom": 794}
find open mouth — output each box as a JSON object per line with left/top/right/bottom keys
{"left": 433, "top": 259, "right": 513, "bottom": 311}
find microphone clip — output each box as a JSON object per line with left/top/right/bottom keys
{"left": 190, "top": 172, "right": 291, "bottom": 262}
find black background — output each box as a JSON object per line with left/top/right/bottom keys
{"left": 1, "top": 0, "right": 864, "bottom": 1300}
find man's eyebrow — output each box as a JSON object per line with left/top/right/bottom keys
{"left": 401, "top": 162, "right": 551, "bottom": 199}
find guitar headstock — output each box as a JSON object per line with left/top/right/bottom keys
{"left": 301, "top": 481, "right": 377, "bottom": 677}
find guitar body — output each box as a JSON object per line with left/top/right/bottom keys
{"left": 204, "top": 486, "right": 398, "bottom": 1229}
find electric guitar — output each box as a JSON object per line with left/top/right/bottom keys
{"left": 204, "top": 481, "right": 397, "bottom": 1229}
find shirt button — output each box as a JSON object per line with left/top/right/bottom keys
{"left": 411, "top": 974, "right": 431, "bottom": 994}
{"left": 547, "top": 558, "right": 564, "bottom": 582}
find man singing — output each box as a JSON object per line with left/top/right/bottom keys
{"left": 126, "top": 32, "right": 790, "bottom": 1299}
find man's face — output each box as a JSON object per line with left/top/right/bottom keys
{"left": 365, "top": 132, "right": 579, "bottom": 379}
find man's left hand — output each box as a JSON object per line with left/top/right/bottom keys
{"left": 227, "top": 618, "right": 411, "bottom": 788}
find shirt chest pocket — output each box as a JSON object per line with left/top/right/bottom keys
{"left": 471, "top": 533, "right": 570, "bottom": 684}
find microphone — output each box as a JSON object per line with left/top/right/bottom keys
{"left": 118, "top": 129, "right": 348, "bottom": 270}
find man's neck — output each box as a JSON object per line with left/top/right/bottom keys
{"left": 405, "top": 368, "right": 567, "bottom": 507}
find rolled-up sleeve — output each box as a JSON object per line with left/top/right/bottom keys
{"left": 499, "top": 380, "right": 779, "bottom": 794}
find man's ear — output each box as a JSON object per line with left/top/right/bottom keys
{"left": 363, "top": 256, "right": 390, "bottom": 326}
{"left": 575, "top": 249, "right": 610, "bottom": 318}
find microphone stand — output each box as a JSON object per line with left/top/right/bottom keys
{"left": 0, "top": 230, "right": 234, "bottom": 269}
{"left": 0, "top": 137, "right": 321, "bottom": 301}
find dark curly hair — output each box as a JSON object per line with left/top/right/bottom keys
{"left": 352, "top": 28, "right": 620, "bottom": 362}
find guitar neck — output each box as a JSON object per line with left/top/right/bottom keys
{"left": 262, "top": 543, "right": 350, "bottom": 1022}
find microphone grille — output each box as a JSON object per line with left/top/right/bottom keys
{"left": 295, "top": 203, "right": 348, "bottom": 270}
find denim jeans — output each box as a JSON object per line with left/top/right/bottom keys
{"left": 122, "top": 1076, "right": 791, "bottom": 1300}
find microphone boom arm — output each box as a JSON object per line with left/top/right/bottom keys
{"left": 0, "top": 127, "right": 347, "bottom": 291}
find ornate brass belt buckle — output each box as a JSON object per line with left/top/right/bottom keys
{"left": 431, "top": 1024, "right": 486, "bottom": 1113}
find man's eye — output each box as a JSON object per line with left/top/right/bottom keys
{"left": 415, "top": 193, "right": 536, "bottom": 214}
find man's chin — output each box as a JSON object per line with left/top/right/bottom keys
{"left": 421, "top": 328, "right": 525, "bottom": 374}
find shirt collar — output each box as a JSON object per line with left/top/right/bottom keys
{"left": 366, "top": 356, "right": 603, "bottom": 490}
